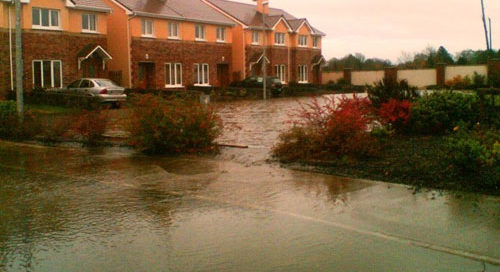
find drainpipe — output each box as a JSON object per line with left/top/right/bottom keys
{"left": 126, "top": 15, "right": 136, "bottom": 88}
{"left": 8, "top": 4, "right": 13, "bottom": 91}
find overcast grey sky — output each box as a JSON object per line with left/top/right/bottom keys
{"left": 233, "top": 0, "right": 500, "bottom": 62}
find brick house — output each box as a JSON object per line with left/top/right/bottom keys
{"left": 100, "top": 0, "right": 235, "bottom": 89}
{"left": 202, "top": 0, "right": 326, "bottom": 84}
{"left": 0, "top": 0, "right": 112, "bottom": 91}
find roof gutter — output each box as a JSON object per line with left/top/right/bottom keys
{"left": 133, "top": 11, "right": 236, "bottom": 27}
{"left": 68, "top": 6, "right": 112, "bottom": 13}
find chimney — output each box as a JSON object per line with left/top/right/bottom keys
{"left": 254, "top": 0, "right": 269, "bottom": 14}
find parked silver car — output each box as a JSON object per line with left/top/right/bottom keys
{"left": 62, "top": 78, "right": 127, "bottom": 105}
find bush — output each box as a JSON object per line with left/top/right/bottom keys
{"left": 71, "top": 110, "right": 108, "bottom": 145}
{"left": 0, "top": 101, "right": 21, "bottom": 139}
{"left": 367, "top": 79, "right": 419, "bottom": 108}
{"left": 472, "top": 72, "right": 487, "bottom": 89}
{"left": 378, "top": 99, "right": 412, "bottom": 132}
{"left": 445, "top": 129, "right": 500, "bottom": 189}
{"left": 273, "top": 95, "right": 379, "bottom": 161}
{"left": 445, "top": 75, "right": 472, "bottom": 90}
{"left": 410, "top": 92, "right": 480, "bottom": 134}
{"left": 127, "top": 94, "right": 222, "bottom": 154}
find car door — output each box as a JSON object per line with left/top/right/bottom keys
{"left": 78, "top": 80, "right": 93, "bottom": 96}
{"left": 67, "top": 80, "right": 81, "bottom": 94}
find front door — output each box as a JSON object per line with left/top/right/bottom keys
{"left": 313, "top": 66, "right": 321, "bottom": 85}
{"left": 138, "top": 62, "right": 155, "bottom": 89}
{"left": 217, "top": 64, "right": 230, "bottom": 87}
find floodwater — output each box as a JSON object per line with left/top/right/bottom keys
{"left": 1, "top": 95, "right": 499, "bottom": 272}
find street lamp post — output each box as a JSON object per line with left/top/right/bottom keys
{"left": 14, "top": 0, "right": 24, "bottom": 120}
{"left": 262, "top": 12, "right": 267, "bottom": 100}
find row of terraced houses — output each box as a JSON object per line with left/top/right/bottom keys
{"left": 0, "top": 0, "right": 325, "bottom": 91}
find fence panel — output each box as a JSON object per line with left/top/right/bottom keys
{"left": 397, "top": 69, "right": 436, "bottom": 88}
{"left": 351, "top": 71, "right": 384, "bottom": 86}
{"left": 445, "top": 65, "right": 487, "bottom": 81}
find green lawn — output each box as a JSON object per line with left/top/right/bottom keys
{"left": 26, "top": 104, "right": 76, "bottom": 115}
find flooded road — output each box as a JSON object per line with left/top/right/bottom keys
{"left": 1, "top": 96, "right": 499, "bottom": 271}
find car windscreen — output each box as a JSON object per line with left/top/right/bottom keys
{"left": 94, "top": 79, "right": 118, "bottom": 87}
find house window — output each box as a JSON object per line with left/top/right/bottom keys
{"left": 274, "top": 32, "right": 285, "bottom": 45}
{"left": 313, "top": 37, "right": 319, "bottom": 48}
{"left": 82, "top": 14, "right": 97, "bottom": 32}
{"left": 275, "top": 65, "right": 286, "bottom": 83}
{"left": 252, "top": 31, "right": 260, "bottom": 44}
{"left": 216, "top": 27, "right": 226, "bottom": 42}
{"left": 195, "top": 24, "right": 206, "bottom": 41}
{"left": 33, "top": 60, "right": 62, "bottom": 88}
{"left": 141, "top": 19, "right": 154, "bottom": 37}
{"left": 165, "top": 63, "right": 182, "bottom": 87}
{"left": 298, "top": 65, "right": 308, "bottom": 83}
{"left": 194, "top": 63, "right": 209, "bottom": 85}
{"left": 298, "top": 35, "right": 308, "bottom": 47}
{"left": 168, "top": 22, "right": 179, "bottom": 39}
{"left": 32, "top": 8, "right": 60, "bottom": 30}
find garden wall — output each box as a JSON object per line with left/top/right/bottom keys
{"left": 323, "top": 63, "right": 494, "bottom": 88}
{"left": 444, "top": 65, "right": 487, "bottom": 81}
{"left": 351, "top": 71, "right": 384, "bottom": 86}
{"left": 398, "top": 69, "right": 436, "bottom": 87}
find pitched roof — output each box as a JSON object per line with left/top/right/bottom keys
{"left": 114, "top": 0, "right": 235, "bottom": 25}
{"left": 70, "top": 0, "right": 111, "bottom": 12}
{"left": 205, "top": 0, "right": 325, "bottom": 36}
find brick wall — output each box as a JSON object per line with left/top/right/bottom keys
{"left": 0, "top": 29, "right": 12, "bottom": 92}
{"left": 22, "top": 30, "right": 107, "bottom": 90}
{"left": 245, "top": 46, "right": 290, "bottom": 80}
{"left": 130, "top": 38, "right": 232, "bottom": 89}
{"left": 292, "top": 48, "right": 322, "bottom": 83}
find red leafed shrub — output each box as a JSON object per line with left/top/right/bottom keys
{"left": 72, "top": 110, "right": 108, "bottom": 145}
{"left": 378, "top": 99, "right": 412, "bottom": 131}
{"left": 274, "top": 95, "right": 380, "bottom": 161}
{"left": 127, "top": 94, "right": 222, "bottom": 154}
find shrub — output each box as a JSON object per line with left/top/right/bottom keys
{"left": 0, "top": 101, "right": 21, "bottom": 139}
{"left": 127, "top": 94, "right": 222, "bottom": 154}
{"left": 367, "top": 79, "right": 418, "bottom": 108}
{"left": 378, "top": 99, "right": 412, "bottom": 132}
{"left": 445, "top": 129, "right": 500, "bottom": 189}
{"left": 274, "top": 95, "right": 379, "bottom": 161}
{"left": 472, "top": 72, "right": 487, "bottom": 89}
{"left": 410, "top": 92, "right": 480, "bottom": 134}
{"left": 71, "top": 110, "right": 108, "bottom": 145}
{"left": 445, "top": 75, "right": 472, "bottom": 90}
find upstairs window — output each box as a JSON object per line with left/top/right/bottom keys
{"left": 32, "top": 8, "right": 60, "bottom": 30}
{"left": 298, "top": 65, "right": 308, "bottom": 83}
{"left": 194, "top": 63, "right": 209, "bottom": 85}
{"left": 313, "top": 36, "right": 320, "bottom": 48}
{"left": 274, "top": 32, "right": 285, "bottom": 45}
{"left": 216, "top": 27, "right": 226, "bottom": 42}
{"left": 252, "top": 31, "right": 260, "bottom": 44}
{"left": 195, "top": 25, "right": 206, "bottom": 41}
{"left": 141, "top": 19, "right": 154, "bottom": 37}
{"left": 82, "top": 14, "right": 97, "bottom": 32}
{"left": 298, "top": 35, "right": 308, "bottom": 47}
{"left": 168, "top": 22, "right": 179, "bottom": 39}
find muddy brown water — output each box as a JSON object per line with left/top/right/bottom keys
{"left": 0, "top": 95, "right": 499, "bottom": 271}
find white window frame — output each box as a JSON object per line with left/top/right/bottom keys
{"left": 141, "top": 19, "right": 154, "bottom": 38}
{"left": 168, "top": 22, "right": 179, "bottom": 39}
{"left": 274, "top": 32, "right": 285, "bottom": 46}
{"left": 195, "top": 24, "right": 206, "bottom": 41}
{"left": 32, "top": 7, "right": 61, "bottom": 30}
{"left": 194, "top": 63, "right": 210, "bottom": 86}
{"left": 251, "top": 31, "right": 260, "bottom": 45}
{"left": 313, "top": 37, "right": 319, "bottom": 48}
{"left": 82, "top": 13, "right": 97, "bottom": 33}
{"left": 298, "top": 35, "right": 308, "bottom": 47}
{"left": 298, "top": 65, "right": 309, "bottom": 84}
{"left": 216, "top": 27, "right": 226, "bottom": 43}
{"left": 275, "top": 65, "right": 286, "bottom": 83}
{"left": 32, "top": 60, "right": 63, "bottom": 88}
{"left": 165, "top": 63, "right": 183, "bottom": 87}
